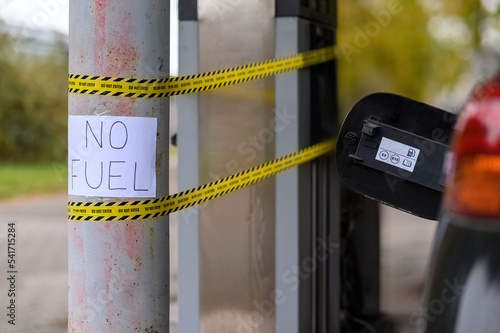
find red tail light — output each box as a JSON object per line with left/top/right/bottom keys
{"left": 445, "top": 77, "right": 500, "bottom": 218}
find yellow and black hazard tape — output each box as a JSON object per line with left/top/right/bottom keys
{"left": 68, "top": 45, "right": 335, "bottom": 98}
{"left": 68, "top": 139, "right": 335, "bottom": 222}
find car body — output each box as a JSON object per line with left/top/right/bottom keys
{"left": 419, "top": 76, "right": 500, "bottom": 332}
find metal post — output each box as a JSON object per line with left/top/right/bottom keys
{"left": 178, "top": 0, "right": 277, "bottom": 332}
{"left": 177, "top": 18, "right": 200, "bottom": 333}
{"left": 275, "top": 17, "right": 312, "bottom": 333}
{"left": 275, "top": 1, "right": 339, "bottom": 331}
{"left": 68, "top": 0, "right": 170, "bottom": 332}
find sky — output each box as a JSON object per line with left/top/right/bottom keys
{"left": 0, "top": 0, "right": 70, "bottom": 34}
{"left": 0, "top": 0, "right": 179, "bottom": 72}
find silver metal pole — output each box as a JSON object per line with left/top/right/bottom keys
{"left": 275, "top": 17, "right": 312, "bottom": 333}
{"left": 68, "top": 0, "right": 170, "bottom": 331}
{"left": 178, "top": 19, "right": 200, "bottom": 333}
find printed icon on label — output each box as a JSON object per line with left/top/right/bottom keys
{"left": 379, "top": 150, "right": 389, "bottom": 160}
{"left": 407, "top": 148, "right": 416, "bottom": 158}
{"left": 390, "top": 154, "right": 400, "bottom": 164}
{"left": 402, "top": 159, "right": 412, "bottom": 168}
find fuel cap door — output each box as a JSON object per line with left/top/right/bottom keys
{"left": 336, "top": 93, "right": 457, "bottom": 220}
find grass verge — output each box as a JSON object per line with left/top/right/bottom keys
{"left": 0, "top": 162, "right": 67, "bottom": 200}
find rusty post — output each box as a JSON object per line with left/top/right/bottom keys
{"left": 68, "top": 0, "right": 170, "bottom": 332}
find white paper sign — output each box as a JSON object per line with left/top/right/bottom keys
{"left": 68, "top": 116, "right": 157, "bottom": 198}
{"left": 375, "top": 137, "right": 420, "bottom": 173}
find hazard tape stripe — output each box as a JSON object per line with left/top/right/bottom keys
{"left": 67, "top": 139, "right": 335, "bottom": 222}
{"left": 68, "top": 46, "right": 335, "bottom": 98}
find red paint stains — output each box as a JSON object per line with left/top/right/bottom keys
{"left": 93, "top": 0, "right": 138, "bottom": 77}
{"left": 71, "top": 272, "right": 87, "bottom": 306}
{"left": 68, "top": 270, "right": 87, "bottom": 332}
{"left": 70, "top": 226, "right": 84, "bottom": 251}
{"left": 105, "top": 45, "right": 139, "bottom": 77}
{"left": 124, "top": 223, "right": 139, "bottom": 260}
{"left": 109, "top": 98, "right": 136, "bottom": 117}
{"left": 116, "top": 223, "right": 143, "bottom": 326}
{"left": 102, "top": 241, "right": 119, "bottom": 326}
{"left": 94, "top": 0, "right": 107, "bottom": 71}
{"left": 71, "top": 95, "right": 91, "bottom": 116}
{"left": 90, "top": 0, "right": 137, "bottom": 120}
{"left": 150, "top": 228, "right": 155, "bottom": 259}
{"left": 103, "top": 242, "right": 113, "bottom": 285}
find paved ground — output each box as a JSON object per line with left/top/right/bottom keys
{"left": 0, "top": 158, "right": 437, "bottom": 332}
{"left": 0, "top": 157, "right": 179, "bottom": 333}
{"left": 380, "top": 206, "right": 438, "bottom": 332}
{"left": 0, "top": 194, "right": 68, "bottom": 333}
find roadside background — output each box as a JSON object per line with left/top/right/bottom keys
{"left": 0, "top": 0, "right": 498, "bottom": 331}
{"left": 0, "top": 165, "right": 435, "bottom": 333}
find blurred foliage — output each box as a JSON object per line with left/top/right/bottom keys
{"left": 0, "top": 25, "right": 68, "bottom": 162}
{"left": 0, "top": 162, "right": 67, "bottom": 199}
{"left": 337, "top": 0, "right": 484, "bottom": 115}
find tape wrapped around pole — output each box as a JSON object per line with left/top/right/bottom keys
{"left": 68, "top": 139, "right": 336, "bottom": 221}
{"left": 68, "top": 46, "right": 336, "bottom": 98}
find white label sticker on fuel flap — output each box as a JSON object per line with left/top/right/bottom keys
{"left": 375, "top": 137, "right": 420, "bottom": 173}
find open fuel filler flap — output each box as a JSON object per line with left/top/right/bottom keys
{"left": 336, "top": 93, "right": 457, "bottom": 220}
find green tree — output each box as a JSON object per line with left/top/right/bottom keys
{"left": 337, "top": 0, "right": 478, "bottom": 115}
{"left": 0, "top": 26, "right": 68, "bottom": 162}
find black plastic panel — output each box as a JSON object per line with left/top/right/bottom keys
{"left": 336, "top": 93, "right": 457, "bottom": 220}
{"left": 180, "top": 0, "right": 337, "bottom": 24}
{"left": 277, "top": 0, "right": 336, "bottom": 26}
{"left": 179, "top": 0, "right": 197, "bottom": 21}
{"left": 310, "top": 24, "right": 336, "bottom": 144}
